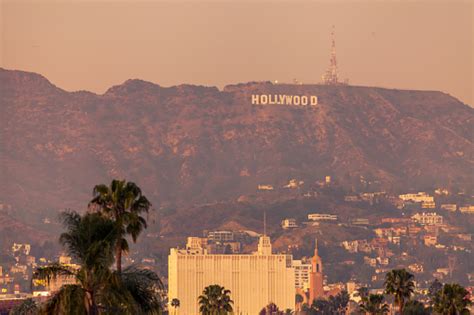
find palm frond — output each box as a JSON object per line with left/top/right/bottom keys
{"left": 33, "top": 263, "right": 77, "bottom": 285}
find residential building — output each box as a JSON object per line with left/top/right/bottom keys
{"left": 440, "top": 204, "right": 457, "bottom": 212}
{"left": 258, "top": 185, "right": 274, "bottom": 191}
{"left": 399, "top": 192, "right": 434, "bottom": 203}
{"left": 411, "top": 212, "right": 444, "bottom": 226}
{"left": 459, "top": 205, "right": 474, "bottom": 214}
{"left": 424, "top": 235, "right": 437, "bottom": 247}
{"left": 168, "top": 235, "right": 295, "bottom": 315}
{"left": 308, "top": 213, "right": 338, "bottom": 221}
{"left": 350, "top": 218, "right": 370, "bottom": 226}
{"left": 281, "top": 218, "right": 298, "bottom": 229}
{"left": 292, "top": 259, "right": 311, "bottom": 290}
{"left": 206, "top": 231, "right": 234, "bottom": 242}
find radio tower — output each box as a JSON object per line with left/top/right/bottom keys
{"left": 322, "top": 25, "right": 340, "bottom": 85}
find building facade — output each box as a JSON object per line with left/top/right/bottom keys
{"left": 168, "top": 235, "right": 295, "bottom": 315}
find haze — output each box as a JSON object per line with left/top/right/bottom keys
{"left": 1, "top": 0, "right": 472, "bottom": 105}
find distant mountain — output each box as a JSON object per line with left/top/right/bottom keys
{"left": 1, "top": 68, "right": 473, "bottom": 224}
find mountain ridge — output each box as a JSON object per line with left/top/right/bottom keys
{"left": 0, "top": 68, "right": 473, "bottom": 228}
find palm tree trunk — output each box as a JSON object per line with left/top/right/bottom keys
{"left": 116, "top": 242, "right": 122, "bottom": 274}
{"left": 398, "top": 300, "right": 404, "bottom": 315}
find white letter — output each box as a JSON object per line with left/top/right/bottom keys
{"left": 261, "top": 95, "right": 268, "bottom": 105}
{"left": 252, "top": 94, "right": 259, "bottom": 105}
{"left": 294, "top": 96, "right": 301, "bottom": 105}
{"left": 311, "top": 96, "right": 318, "bottom": 106}
{"left": 285, "top": 95, "right": 293, "bottom": 105}
{"left": 301, "top": 96, "right": 308, "bottom": 106}
{"left": 269, "top": 95, "right": 275, "bottom": 105}
{"left": 279, "top": 95, "right": 285, "bottom": 104}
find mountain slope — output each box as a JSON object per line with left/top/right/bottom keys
{"left": 1, "top": 68, "right": 473, "bottom": 221}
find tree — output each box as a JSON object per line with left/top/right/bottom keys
{"left": 259, "top": 302, "right": 284, "bottom": 315}
{"left": 9, "top": 298, "right": 39, "bottom": 315}
{"left": 403, "top": 300, "right": 429, "bottom": 315}
{"left": 89, "top": 179, "right": 152, "bottom": 273}
{"left": 171, "top": 298, "right": 180, "bottom": 315}
{"left": 428, "top": 279, "right": 443, "bottom": 306}
{"left": 198, "top": 285, "right": 233, "bottom": 315}
{"left": 359, "top": 294, "right": 389, "bottom": 315}
{"left": 295, "top": 294, "right": 304, "bottom": 311}
{"left": 384, "top": 269, "right": 415, "bottom": 314}
{"left": 432, "top": 283, "right": 471, "bottom": 315}
{"left": 311, "top": 298, "right": 334, "bottom": 315}
{"left": 33, "top": 211, "right": 164, "bottom": 315}
{"left": 330, "top": 290, "right": 350, "bottom": 314}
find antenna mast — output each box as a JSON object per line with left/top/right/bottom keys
{"left": 263, "top": 210, "right": 267, "bottom": 236}
{"left": 322, "top": 25, "right": 340, "bottom": 85}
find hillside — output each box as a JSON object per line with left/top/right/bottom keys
{"left": 1, "top": 68, "right": 473, "bottom": 231}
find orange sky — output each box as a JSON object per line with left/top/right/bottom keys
{"left": 1, "top": 0, "right": 473, "bottom": 105}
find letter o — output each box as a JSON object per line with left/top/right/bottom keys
{"left": 261, "top": 95, "right": 268, "bottom": 105}
{"left": 294, "top": 96, "right": 301, "bottom": 105}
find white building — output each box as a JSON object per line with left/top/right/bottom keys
{"left": 292, "top": 260, "right": 311, "bottom": 290}
{"left": 411, "top": 212, "right": 444, "bottom": 226}
{"left": 399, "top": 192, "right": 434, "bottom": 203}
{"left": 281, "top": 218, "right": 298, "bottom": 229}
{"left": 459, "top": 205, "right": 474, "bottom": 214}
{"left": 440, "top": 204, "right": 457, "bottom": 212}
{"left": 308, "top": 213, "right": 338, "bottom": 221}
{"left": 206, "top": 231, "right": 234, "bottom": 242}
{"left": 168, "top": 236, "right": 295, "bottom": 315}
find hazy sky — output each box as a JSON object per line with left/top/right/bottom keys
{"left": 1, "top": 0, "right": 473, "bottom": 105}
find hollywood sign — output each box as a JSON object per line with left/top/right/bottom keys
{"left": 251, "top": 94, "right": 318, "bottom": 106}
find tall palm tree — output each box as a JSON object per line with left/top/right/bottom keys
{"left": 170, "top": 298, "right": 180, "bottom": 315}
{"left": 198, "top": 285, "right": 233, "bottom": 315}
{"left": 259, "top": 302, "right": 283, "bottom": 315}
{"left": 384, "top": 268, "right": 415, "bottom": 314}
{"left": 359, "top": 294, "right": 389, "bottom": 315}
{"left": 432, "top": 283, "right": 471, "bottom": 315}
{"left": 33, "top": 211, "right": 164, "bottom": 315}
{"left": 89, "top": 179, "right": 152, "bottom": 273}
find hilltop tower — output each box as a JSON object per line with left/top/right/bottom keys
{"left": 309, "top": 238, "right": 324, "bottom": 303}
{"left": 322, "top": 25, "right": 340, "bottom": 85}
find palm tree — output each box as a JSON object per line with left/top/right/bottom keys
{"left": 359, "top": 294, "right": 389, "bottom": 315}
{"left": 198, "top": 285, "right": 233, "bottom": 315}
{"left": 171, "top": 298, "right": 180, "bottom": 315}
{"left": 403, "top": 300, "right": 429, "bottom": 315}
{"left": 432, "top": 283, "right": 471, "bottom": 315}
{"left": 384, "top": 269, "right": 415, "bottom": 314}
{"left": 33, "top": 211, "right": 164, "bottom": 315}
{"left": 10, "top": 298, "right": 39, "bottom": 315}
{"left": 89, "top": 179, "right": 152, "bottom": 273}
{"left": 295, "top": 294, "right": 304, "bottom": 312}
{"left": 259, "top": 302, "right": 283, "bottom": 315}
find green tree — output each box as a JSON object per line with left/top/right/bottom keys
{"left": 9, "top": 298, "right": 39, "bottom": 315}
{"left": 432, "top": 283, "right": 471, "bottom": 315}
{"left": 359, "top": 294, "right": 389, "bottom": 315}
{"left": 89, "top": 179, "right": 152, "bottom": 274}
{"left": 384, "top": 269, "right": 415, "bottom": 314}
{"left": 198, "top": 285, "right": 233, "bottom": 315}
{"left": 403, "top": 300, "right": 429, "bottom": 315}
{"left": 33, "top": 211, "right": 163, "bottom": 315}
